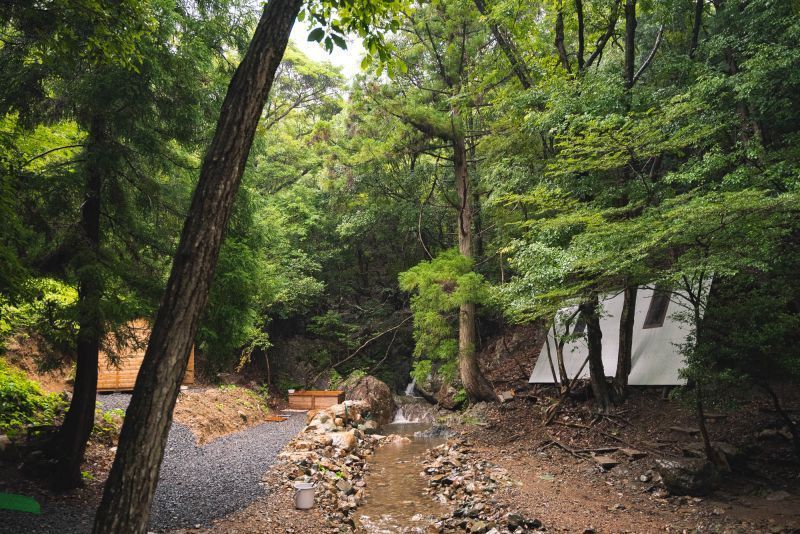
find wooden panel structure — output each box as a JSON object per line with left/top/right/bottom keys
{"left": 288, "top": 390, "right": 345, "bottom": 410}
{"left": 96, "top": 320, "right": 195, "bottom": 392}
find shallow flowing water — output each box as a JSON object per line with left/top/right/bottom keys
{"left": 355, "top": 421, "right": 447, "bottom": 533}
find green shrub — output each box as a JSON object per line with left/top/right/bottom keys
{"left": 0, "top": 359, "right": 66, "bottom": 435}
{"left": 0, "top": 278, "right": 78, "bottom": 357}
{"left": 399, "top": 249, "right": 491, "bottom": 386}
{"left": 92, "top": 407, "right": 125, "bottom": 444}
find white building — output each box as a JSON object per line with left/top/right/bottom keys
{"left": 529, "top": 286, "right": 699, "bottom": 386}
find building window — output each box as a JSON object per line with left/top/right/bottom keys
{"left": 643, "top": 287, "right": 670, "bottom": 329}
{"left": 572, "top": 317, "right": 586, "bottom": 334}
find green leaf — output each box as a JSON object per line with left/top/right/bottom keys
{"left": 307, "top": 28, "right": 325, "bottom": 42}
{"left": 331, "top": 34, "right": 347, "bottom": 50}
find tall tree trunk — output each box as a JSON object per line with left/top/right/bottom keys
{"left": 580, "top": 295, "right": 610, "bottom": 412}
{"left": 614, "top": 285, "right": 637, "bottom": 400}
{"left": 93, "top": 1, "right": 302, "bottom": 531}
{"left": 575, "top": 0, "right": 585, "bottom": 70}
{"left": 554, "top": 9, "right": 572, "bottom": 73}
{"left": 51, "top": 116, "right": 106, "bottom": 491}
{"left": 453, "top": 131, "right": 496, "bottom": 403}
{"left": 689, "top": 0, "right": 704, "bottom": 58}
{"left": 624, "top": 0, "right": 637, "bottom": 90}
{"left": 687, "top": 278, "right": 724, "bottom": 468}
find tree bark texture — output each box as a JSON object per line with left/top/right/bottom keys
{"left": 614, "top": 285, "right": 637, "bottom": 398}
{"left": 580, "top": 295, "right": 610, "bottom": 412}
{"left": 92, "top": 1, "right": 302, "bottom": 531}
{"left": 554, "top": 9, "right": 572, "bottom": 73}
{"left": 453, "top": 132, "right": 496, "bottom": 402}
{"left": 624, "top": 0, "right": 637, "bottom": 89}
{"left": 51, "top": 115, "right": 106, "bottom": 491}
{"left": 575, "top": 0, "right": 585, "bottom": 69}
{"left": 689, "top": 0, "right": 704, "bottom": 58}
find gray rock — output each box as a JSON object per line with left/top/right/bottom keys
{"left": 336, "top": 478, "right": 353, "bottom": 495}
{"left": 2, "top": 397, "right": 305, "bottom": 533}
{"left": 507, "top": 513, "right": 524, "bottom": 529}
{"left": 655, "top": 458, "right": 716, "bottom": 496}
{"left": 362, "top": 420, "right": 379, "bottom": 435}
{"left": 414, "top": 423, "right": 455, "bottom": 439}
{"left": 682, "top": 441, "right": 745, "bottom": 468}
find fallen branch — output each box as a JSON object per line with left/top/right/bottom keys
{"left": 572, "top": 446, "right": 619, "bottom": 454}
{"left": 554, "top": 421, "right": 641, "bottom": 451}
{"left": 543, "top": 434, "right": 582, "bottom": 459}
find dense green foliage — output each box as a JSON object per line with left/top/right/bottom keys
{"left": 0, "top": 359, "right": 66, "bottom": 435}
{"left": 399, "top": 249, "right": 491, "bottom": 383}
{"left": 1, "top": 0, "right": 798, "bottom": 413}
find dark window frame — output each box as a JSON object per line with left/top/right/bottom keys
{"left": 572, "top": 317, "right": 586, "bottom": 334}
{"left": 643, "top": 287, "right": 671, "bottom": 329}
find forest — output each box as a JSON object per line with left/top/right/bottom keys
{"left": 0, "top": 0, "right": 799, "bottom": 532}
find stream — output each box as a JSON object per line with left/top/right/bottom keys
{"left": 354, "top": 409, "right": 448, "bottom": 532}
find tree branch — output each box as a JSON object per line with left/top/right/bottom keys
{"left": 631, "top": 24, "right": 664, "bottom": 87}
{"left": 23, "top": 144, "right": 85, "bottom": 167}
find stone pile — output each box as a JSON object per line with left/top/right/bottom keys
{"left": 271, "top": 400, "right": 385, "bottom": 527}
{"left": 422, "top": 440, "right": 544, "bottom": 533}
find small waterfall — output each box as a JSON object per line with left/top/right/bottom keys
{"left": 391, "top": 406, "right": 419, "bottom": 424}
{"left": 404, "top": 378, "right": 417, "bottom": 397}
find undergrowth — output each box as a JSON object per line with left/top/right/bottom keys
{"left": 0, "top": 358, "right": 67, "bottom": 436}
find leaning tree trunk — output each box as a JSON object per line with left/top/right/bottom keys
{"left": 453, "top": 131, "right": 496, "bottom": 403}
{"left": 580, "top": 295, "right": 610, "bottom": 412}
{"left": 51, "top": 116, "right": 106, "bottom": 491}
{"left": 613, "top": 285, "right": 637, "bottom": 400}
{"left": 93, "top": 1, "right": 302, "bottom": 531}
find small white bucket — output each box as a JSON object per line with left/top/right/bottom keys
{"left": 294, "top": 482, "right": 315, "bottom": 509}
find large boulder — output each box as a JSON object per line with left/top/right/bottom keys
{"left": 435, "top": 383, "right": 460, "bottom": 410}
{"left": 655, "top": 458, "right": 717, "bottom": 496}
{"left": 330, "top": 430, "right": 358, "bottom": 452}
{"left": 345, "top": 375, "right": 396, "bottom": 426}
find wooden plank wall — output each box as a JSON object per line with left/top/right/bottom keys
{"left": 97, "top": 320, "right": 195, "bottom": 392}
{"left": 288, "top": 391, "right": 345, "bottom": 410}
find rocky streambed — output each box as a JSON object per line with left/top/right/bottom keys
{"left": 276, "top": 400, "right": 385, "bottom": 528}
{"left": 258, "top": 394, "right": 547, "bottom": 533}
{"left": 420, "top": 440, "right": 545, "bottom": 533}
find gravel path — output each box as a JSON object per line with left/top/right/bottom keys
{"left": 0, "top": 396, "right": 305, "bottom": 533}
{"left": 150, "top": 413, "right": 305, "bottom": 530}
